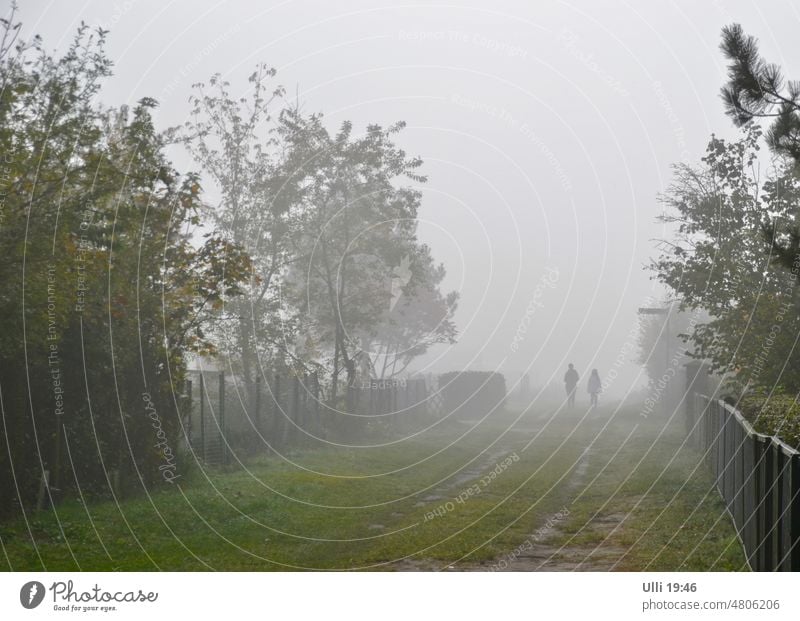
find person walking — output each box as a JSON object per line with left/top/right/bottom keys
{"left": 564, "top": 363, "right": 579, "bottom": 408}
{"left": 587, "top": 369, "right": 602, "bottom": 408}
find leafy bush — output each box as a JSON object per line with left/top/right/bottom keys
{"left": 739, "top": 393, "right": 800, "bottom": 449}
{"left": 0, "top": 17, "right": 250, "bottom": 518}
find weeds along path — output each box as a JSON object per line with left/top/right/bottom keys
{"left": 0, "top": 402, "right": 744, "bottom": 571}
{"left": 467, "top": 445, "right": 631, "bottom": 572}
{"left": 453, "top": 424, "right": 616, "bottom": 572}
{"left": 434, "top": 403, "right": 745, "bottom": 572}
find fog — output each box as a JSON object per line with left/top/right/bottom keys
{"left": 13, "top": 1, "right": 800, "bottom": 401}
{"left": 8, "top": 0, "right": 800, "bottom": 586}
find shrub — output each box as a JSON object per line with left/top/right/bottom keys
{"left": 739, "top": 392, "right": 800, "bottom": 449}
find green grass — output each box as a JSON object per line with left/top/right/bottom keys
{"left": 0, "top": 402, "right": 746, "bottom": 571}
{"left": 549, "top": 411, "right": 746, "bottom": 571}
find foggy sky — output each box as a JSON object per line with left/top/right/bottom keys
{"left": 14, "top": 0, "right": 800, "bottom": 397}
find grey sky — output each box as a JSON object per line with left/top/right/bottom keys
{"left": 14, "top": 0, "right": 800, "bottom": 397}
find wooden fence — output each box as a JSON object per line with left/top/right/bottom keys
{"left": 686, "top": 393, "right": 800, "bottom": 571}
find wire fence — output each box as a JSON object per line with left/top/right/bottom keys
{"left": 183, "top": 370, "right": 431, "bottom": 464}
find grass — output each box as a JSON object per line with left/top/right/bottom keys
{"left": 549, "top": 410, "right": 745, "bottom": 571}
{"left": 0, "top": 400, "right": 746, "bottom": 571}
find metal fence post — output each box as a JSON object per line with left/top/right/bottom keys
{"left": 777, "top": 446, "right": 790, "bottom": 570}
{"left": 725, "top": 411, "right": 736, "bottom": 511}
{"left": 185, "top": 378, "right": 193, "bottom": 445}
{"left": 743, "top": 431, "right": 757, "bottom": 568}
{"left": 292, "top": 374, "right": 300, "bottom": 445}
{"left": 255, "top": 373, "right": 261, "bottom": 435}
{"left": 219, "top": 371, "right": 226, "bottom": 465}
{"left": 754, "top": 436, "right": 765, "bottom": 570}
{"left": 733, "top": 417, "right": 744, "bottom": 532}
{"left": 199, "top": 373, "right": 205, "bottom": 463}
{"left": 757, "top": 438, "right": 774, "bottom": 571}
{"left": 720, "top": 408, "right": 728, "bottom": 501}
{"left": 714, "top": 402, "right": 725, "bottom": 486}
{"left": 274, "top": 373, "right": 285, "bottom": 446}
{"left": 791, "top": 454, "right": 800, "bottom": 570}
{"left": 312, "top": 372, "right": 320, "bottom": 434}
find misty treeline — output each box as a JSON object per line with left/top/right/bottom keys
{"left": 0, "top": 9, "right": 456, "bottom": 517}
{"left": 649, "top": 24, "right": 800, "bottom": 423}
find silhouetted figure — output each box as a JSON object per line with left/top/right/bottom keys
{"left": 587, "top": 369, "right": 602, "bottom": 408}
{"left": 345, "top": 356, "right": 357, "bottom": 388}
{"left": 564, "top": 363, "right": 579, "bottom": 408}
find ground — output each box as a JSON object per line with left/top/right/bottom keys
{"left": 0, "top": 399, "right": 746, "bottom": 571}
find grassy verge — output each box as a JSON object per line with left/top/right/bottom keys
{"left": 548, "top": 411, "right": 745, "bottom": 571}
{"left": 0, "top": 403, "right": 746, "bottom": 571}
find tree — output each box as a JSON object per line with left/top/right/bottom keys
{"left": 721, "top": 24, "right": 800, "bottom": 162}
{"left": 720, "top": 23, "right": 800, "bottom": 269}
{"left": 651, "top": 125, "right": 800, "bottom": 393}
{"left": 179, "top": 67, "right": 300, "bottom": 420}
{"left": 279, "top": 109, "right": 427, "bottom": 401}
{"left": 175, "top": 62, "right": 458, "bottom": 434}
{"left": 0, "top": 12, "right": 249, "bottom": 517}
{"left": 363, "top": 244, "right": 458, "bottom": 379}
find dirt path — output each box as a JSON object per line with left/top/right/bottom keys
{"left": 391, "top": 442, "right": 632, "bottom": 572}
{"left": 460, "top": 445, "right": 627, "bottom": 571}
{"left": 412, "top": 446, "right": 514, "bottom": 509}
